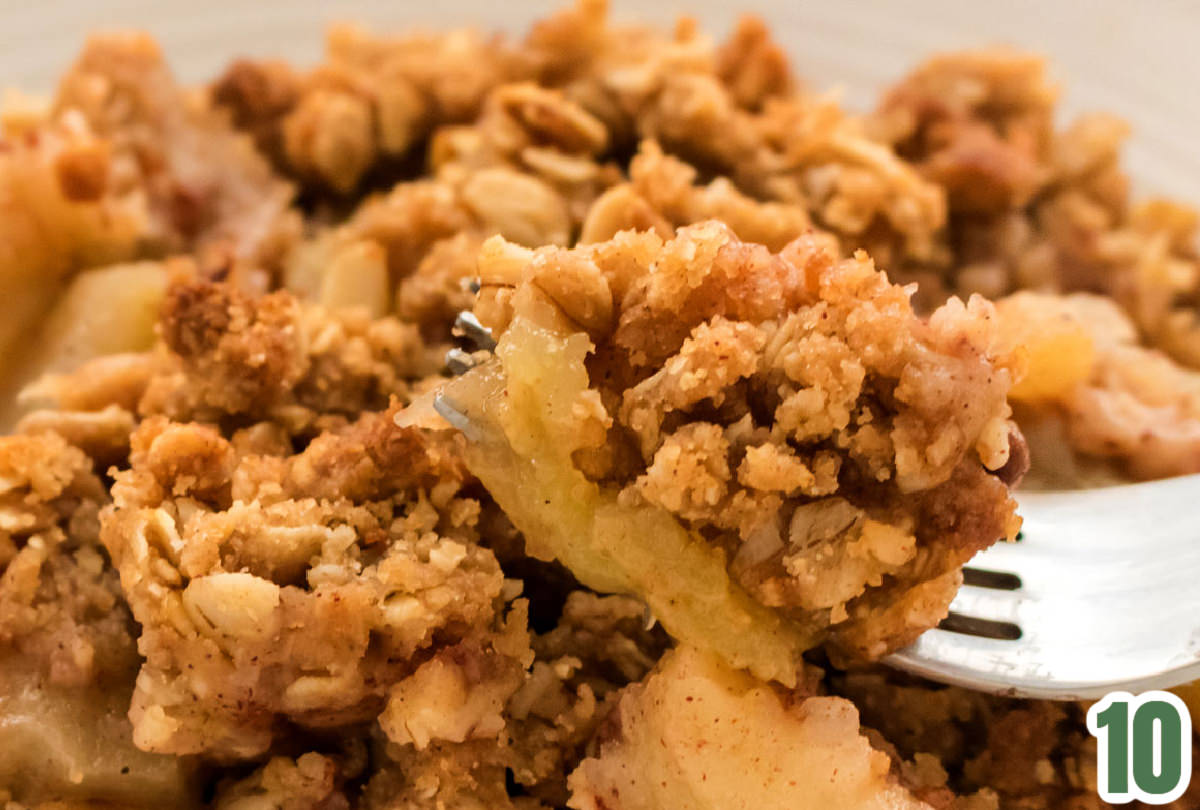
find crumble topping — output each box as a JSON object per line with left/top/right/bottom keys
{"left": 0, "top": 3, "right": 1195, "bottom": 807}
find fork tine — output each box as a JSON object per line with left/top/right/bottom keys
{"left": 946, "top": 584, "right": 1026, "bottom": 625}
{"left": 433, "top": 392, "right": 481, "bottom": 440}
{"left": 965, "top": 538, "right": 1038, "bottom": 571}
{"left": 446, "top": 347, "right": 480, "bottom": 376}
{"left": 453, "top": 311, "right": 496, "bottom": 351}
{"left": 888, "top": 474, "right": 1200, "bottom": 698}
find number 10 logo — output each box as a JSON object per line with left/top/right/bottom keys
{"left": 1087, "top": 691, "right": 1192, "bottom": 804}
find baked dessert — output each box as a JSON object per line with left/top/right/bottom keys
{"left": 0, "top": 2, "right": 1196, "bottom": 808}
{"left": 444, "top": 222, "right": 1022, "bottom": 682}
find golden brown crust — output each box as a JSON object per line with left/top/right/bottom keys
{"left": 142, "top": 276, "right": 435, "bottom": 430}
{"left": 1, "top": 4, "right": 1197, "bottom": 807}
{"left": 101, "top": 408, "right": 505, "bottom": 758}
{"left": 873, "top": 52, "right": 1200, "bottom": 370}
{"left": 54, "top": 33, "right": 299, "bottom": 262}
{"left": 472, "top": 222, "right": 1021, "bottom": 662}
{"left": 0, "top": 433, "right": 134, "bottom": 687}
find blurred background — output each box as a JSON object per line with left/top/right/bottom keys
{"left": 3, "top": 0, "right": 1199, "bottom": 200}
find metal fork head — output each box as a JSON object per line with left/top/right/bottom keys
{"left": 887, "top": 473, "right": 1200, "bottom": 699}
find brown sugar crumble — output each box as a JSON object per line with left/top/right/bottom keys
{"left": 0, "top": 2, "right": 1197, "bottom": 808}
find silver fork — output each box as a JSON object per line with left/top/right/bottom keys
{"left": 442, "top": 309, "right": 1200, "bottom": 699}
{"left": 886, "top": 474, "right": 1200, "bottom": 699}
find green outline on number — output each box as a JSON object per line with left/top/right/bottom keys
{"left": 1087, "top": 690, "right": 1193, "bottom": 805}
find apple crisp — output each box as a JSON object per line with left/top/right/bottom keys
{"left": 0, "top": 2, "right": 1197, "bottom": 809}
{"left": 445, "top": 222, "right": 1022, "bottom": 681}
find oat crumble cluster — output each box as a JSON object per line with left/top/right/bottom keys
{"left": 0, "top": 2, "right": 1197, "bottom": 809}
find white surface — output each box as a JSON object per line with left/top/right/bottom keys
{"left": 2, "top": 1, "right": 1199, "bottom": 201}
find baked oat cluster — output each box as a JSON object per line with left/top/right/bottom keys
{"left": 0, "top": 2, "right": 1197, "bottom": 809}
{"left": 451, "top": 222, "right": 1022, "bottom": 677}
